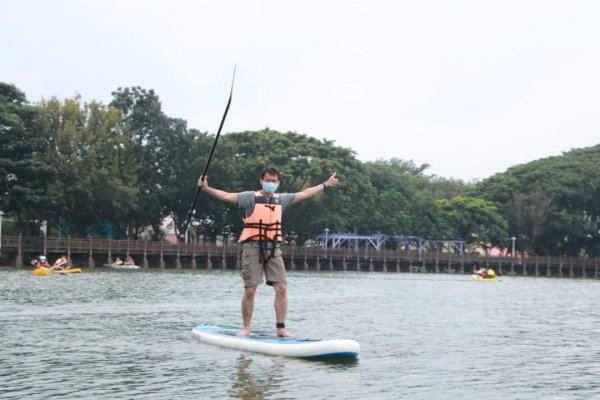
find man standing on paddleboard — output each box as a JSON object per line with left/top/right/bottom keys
{"left": 198, "top": 165, "right": 338, "bottom": 338}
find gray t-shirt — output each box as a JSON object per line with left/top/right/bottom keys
{"left": 236, "top": 191, "right": 296, "bottom": 218}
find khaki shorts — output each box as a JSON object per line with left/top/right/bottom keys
{"left": 241, "top": 246, "right": 287, "bottom": 288}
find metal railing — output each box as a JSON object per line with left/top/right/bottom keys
{"left": 1, "top": 235, "right": 598, "bottom": 278}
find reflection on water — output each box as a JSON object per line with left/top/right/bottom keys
{"left": 229, "top": 355, "right": 284, "bottom": 400}
{"left": 227, "top": 353, "right": 359, "bottom": 399}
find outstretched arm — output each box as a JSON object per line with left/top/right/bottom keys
{"left": 198, "top": 175, "right": 238, "bottom": 205}
{"left": 292, "top": 173, "right": 339, "bottom": 204}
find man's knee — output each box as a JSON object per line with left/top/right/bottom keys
{"left": 244, "top": 286, "right": 257, "bottom": 298}
{"left": 273, "top": 283, "right": 287, "bottom": 296}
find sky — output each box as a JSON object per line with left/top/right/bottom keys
{"left": 2, "top": 0, "right": 599, "bottom": 181}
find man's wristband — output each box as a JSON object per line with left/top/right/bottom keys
{"left": 320, "top": 183, "right": 326, "bottom": 191}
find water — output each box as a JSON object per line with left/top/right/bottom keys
{"left": 1, "top": 268, "right": 599, "bottom": 399}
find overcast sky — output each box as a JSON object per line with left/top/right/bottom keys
{"left": 2, "top": 0, "right": 599, "bottom": 181}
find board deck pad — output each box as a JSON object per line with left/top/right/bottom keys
{"left": 192, "top": 324, "right": 360, "bottom": 359}
{"left": 212, "top": 325, "right": 316, "bottom": 341}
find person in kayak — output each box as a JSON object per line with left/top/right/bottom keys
{"left": 52, "top": 255, "right": 68, "bottom": 270}
{"left": 486, "top": 267, "right": 496, "bottom": 279}
{"left": 31, "top": 255, "right": 51, "bottom": 269}
{"left": 125, "top": 256, "right": 135, "bottom": 266}
{"left": 474, "top": 266, "right": 486, "bottom": 278}
{"left": 198, "top": 165, "right": 338, "bottom": 338}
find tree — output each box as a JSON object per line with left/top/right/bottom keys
{"left": 0, "top": 82, "right": 54, "bottom": 235}
{"left": 110, "top": 87, "right": 185, "bottom": 238}
{"left": 165, "top": 128, "right": 215, "bottom": 240}
{"left": 438, "top": 196, "right": 509, "bottom": 253}
{"left": 428, "top": 176, "right": 473, "bottom": 200}
{"left": 506, "top": 191, "right": 551, "bottom": 254}
{"left": 474, "top": 145, "right": 600, "bottom": 255}
{"left": 362, "top": 159, "right": 462, "bottom": 239}
{"left": 35, "top": 97, "right": 139, "bottom": 237}
{"left": 188, "top": 129, "right": 376, "bottom": 244}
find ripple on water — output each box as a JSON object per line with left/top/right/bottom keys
{"left": 1, "top": 269, "right": 600, "bottom": 399}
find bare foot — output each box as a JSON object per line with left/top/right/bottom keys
{"left": 277, "top": 328, "right": 293, "bottom": 338}
{"left": 236, "top": 329, "right": 250, "bottom": 337}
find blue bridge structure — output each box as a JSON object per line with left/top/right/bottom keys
{"left": 315, "top": 233, "right": 464, "bottom": 255}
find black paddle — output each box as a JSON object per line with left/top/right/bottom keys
{"left": 182, "top": 65, "right": 237, "bottom": 237}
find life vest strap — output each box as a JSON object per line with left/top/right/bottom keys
{"left": 240, "top": 221, "right": 282, "bottom": 242}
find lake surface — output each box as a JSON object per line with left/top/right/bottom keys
{"left": 1, "top": 267, "right": 599, "bottom": 399}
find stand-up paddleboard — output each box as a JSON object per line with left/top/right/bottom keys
{"left": 192, "top": 324, "right": 360, "bottom": 360}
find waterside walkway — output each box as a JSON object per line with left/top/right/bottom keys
{"left": 1, "top": 235, "right": 599, "bottom": 278}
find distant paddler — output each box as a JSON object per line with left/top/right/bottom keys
{"left": 103, "top": 257, "right": 140, "bottom": 269}
{"left": 52, "top": 255, "right": 69, "bottom": 270}
{"left": 472, "top": 263, "right": 499, "bottom": 281}
{"left": 473, "top": 263, "right": 487, "bottom": 278}
{"left": 31, "top": 255, "right": 52, "bottom": 276}
{"left": 31, "top": 255, "right": 51, "bottom": 269}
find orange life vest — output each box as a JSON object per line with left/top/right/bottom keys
{"left": 238, "top": 192, "right": 283, "bottom": 243}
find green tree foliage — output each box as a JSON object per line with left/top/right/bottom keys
{"left": 190, "top": 130, "right": 375, "bottom": 244}
{"left": 35, "top": 97, "right": 139, "bottom": 237}
{"left": 6, "top": 82, "right": 598, "bottom": 258}
{"left": 364, "top": 159, "right": 427, "bottom": 236}
{"left": 166, "top": 128, "right": 215, "bottom": 239}
{"left": 438, "top": 196, "right": 508, "bottom": 253}
{"left": 0, "top": 82, "right": 54, "bottom": 235}
{"left": 506, "top": 191, "right": 551, "bottom": 254}
{"left": 428, "top": 176, "right": 473, "bottom": 200}
{"left": 110, "top": 87, "right": 189, "bottom": 238}
{"left": 362, "top": 159, "right": 472, "bottom": 240}
{"left": 474, "top": 145, "right": 600, "bottom": 256}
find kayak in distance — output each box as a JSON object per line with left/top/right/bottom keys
{"left": 32, "top": 268, "right": 82, "bottom": 276}
{"left": 192, "top": 324, "right": 360, "bottom": 360}
{"left": 103, "top": 264, "right": 141, "bottom": 270}
{"left": 32, "top": 268, "right": 52, "bottom": 276}
{"left": 57, "top": 268, "right": 82, "bottom": 274}
{"left": 471, "top": 274, "right": 500, "bottom": 282}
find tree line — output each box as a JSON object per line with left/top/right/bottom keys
{"left": 1, "top": 81, "right": 598, "bottom": 257}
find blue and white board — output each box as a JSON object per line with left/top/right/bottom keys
{"left": 192, "top": 324, "right": 360, "bottom": 360}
